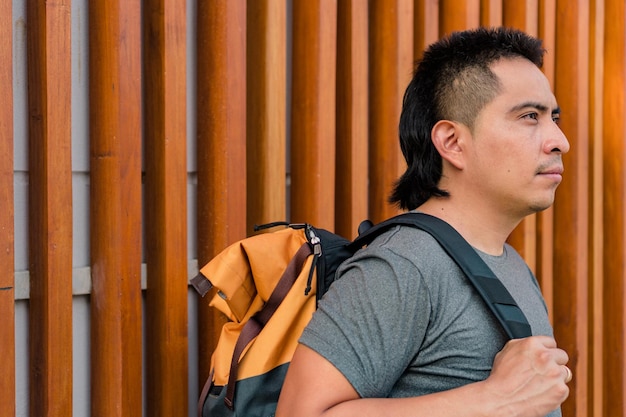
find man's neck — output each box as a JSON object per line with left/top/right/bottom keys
{"left": 416, "top": 199, "right": 524, "bottom": 256}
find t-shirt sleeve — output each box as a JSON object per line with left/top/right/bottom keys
{"left": 299, "top": 245, "right": 431, "bottom": 398}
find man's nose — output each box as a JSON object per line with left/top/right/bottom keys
{"left": 546, "top": 124, "right": 570, "bottom": 154}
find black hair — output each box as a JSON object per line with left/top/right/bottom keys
{"left": 389, "top": 26, "right": 546, "bottom": 210}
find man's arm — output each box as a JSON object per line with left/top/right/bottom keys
{"left": 276, "top": 336, "right": 570, "bottom": 417}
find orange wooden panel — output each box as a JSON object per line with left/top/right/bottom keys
{"left": 414, "top": 0, "right": 439, "bottom": 59}
{"left": 0, "top": 293, "right": 14, "bottom": 415}
{"left": 552, "top": 1, "right": 591, "bottom": 416}
{"left": 335, "top": 0, "right": 369, "bottom": 239}
{"left": 538, "top": 0, "right": 557, "bottom": 86}
{"left": 246, "top": 0, "right": 287, "bottom": 230}
{"left": 503, "top": 0, "right": 538, "bottom": 34}
{"left": 196, "top": 0, "right": 247, "bottom": 391}
{"left": 143, "top": 0, "right": 189, "bottom": 415}
{"left": 589, "top": 2, "right": 606, "bottom": 416}
{"left": 368, "top": 0, "right": 413, "bottom": 223}
{"left": 26, "top": 1, "right": 73, "bottom": 416}
{"left": 480, "top": 0, "right": 502, "bottom": 27}
{"left": 290, "top": 0, "right": 338, "bottom": 229}
{"left": 89, "top": 1, "right": 143, "bottom": 416}
{"left": 602, "top": 1, "right": 626, "bottom": 414}
{"left": 0, "top": 0, "right": 14, "bottom": 414}
{"left": 439, "top": 0, "right": 480, "bottom": 35}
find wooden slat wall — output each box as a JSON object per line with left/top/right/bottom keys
{"left": 143, "top": 0, "right": 189, "bottom": 415}
{"left": 440, "top": 0, "right": 480, "bottom": 33}
{"left": 89, "top": 1, "right": 143, "bottom": 416}
{"left": 589, "top": 4, "right": 605, "bottom": 417}
{"left": 3, "top": 1, "right": 626, "bottom": 416}
{"left": 414, "top": 0, "right": 439, "bottom": 55}
{"left": 291, "top": 1, "right": 338, "bottom": 229}
{"left": 0, "top": 0, "right": 14, "bottom": 415}
{"left": 246, "top": 1, "right": 287, "bottom": 230}
{"left": 26, "top": 0, "right": 73, "bottom": 416}
{"left": 602, "top": 1, "right": 626, "bottom": 415}
{"left": 335, "top": 0, "right": 369, "bottom": 239}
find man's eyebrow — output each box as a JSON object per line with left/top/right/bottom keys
{"left": 510, "top": 102, "right": 560, "bottom": 114}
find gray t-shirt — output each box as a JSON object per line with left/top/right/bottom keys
{"left": 300, "top": 225, "right": 561, "bottom": 417}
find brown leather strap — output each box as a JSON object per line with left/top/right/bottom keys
{"left": 224, "top": 242, "right": 313, "bottom": 410}
{"left": 190, "top": 273, "right": 213, "bottom": 297}
{"left": 197, "top": 370, "right": 214, "bottom": 417}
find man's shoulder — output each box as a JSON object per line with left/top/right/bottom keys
{"left": 364, "top": 223, "right": 453, "bottom": 258}
{"left": 346, "top": 224, "right": 462, "bottom": 279}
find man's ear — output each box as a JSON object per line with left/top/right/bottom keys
{"left": 431, "top": 120, "right": 467, "bottom": 170}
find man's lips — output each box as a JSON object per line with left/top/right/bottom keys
{"left": 538, "top": 166, "right": 564, "bottom": 175}
{"left": 537, "top": 166, "right": 564, "bottom": 182}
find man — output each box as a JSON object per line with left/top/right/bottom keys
{"left": 276, "top": 27, "right": 571, "bottom": 417}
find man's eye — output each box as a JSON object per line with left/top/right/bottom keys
{"left": 522, "top": 112, "right": 539, "bottom": 120}
{"left": 552, "top": 114, "right": 561, "bottom": 124}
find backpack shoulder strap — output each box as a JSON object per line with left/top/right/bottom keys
{"left": 349, "top": 212, "right": 532, "bottom": 339}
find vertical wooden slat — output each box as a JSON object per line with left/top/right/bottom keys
{"left": 368, "top": 0, "right": 413, "bottom": 223}
{"left": 290, "top": 0, "right": 338, "bottom": 229}
{"left": 552, "top": 1, "right": 590, "bottom": 416}
{"left": 503, "top": 0, "right": 538, "bottom": 33}
{"left": 589, "top": 2, "right": 605, "bottom": 416}
{"left": 89, "top": 0, "right": 143, "bottom": 415}
{"left": 26, "top": 1, "right": 73, "bottom": 416}
{"left": 0, "top": 0, "right": 14, "bottom": 414}
{"left": 144, "top": 0, "right": 189, "bottom": 415}
{"left": 335, "top": 0, "right": 368, "bottom": 239}
{"left": 602, "top": 1, "right": 626, "bottom": 414}
{"left": 439, "top": 0, "right": 480, "bottom": 35}
{"left": 537, "top": 0, "right": 557, "bottom": 93}
{"left": 196, "top": 0, "right": 247, "bottom": 392}
{"left": 246, "top": 0, "right": 287, "bottom": 230}
{"left": 502, "top": 2, "right": 540, "bottom": 57}
{"left": 414, "top": 0, "right": 439, "bottom": 59}
{"left": 480, "top": 0, "right": 502, "bottom": 27}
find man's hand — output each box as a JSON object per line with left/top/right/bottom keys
{"left": 484, "top": 335, "right": 571, "bottom": 416}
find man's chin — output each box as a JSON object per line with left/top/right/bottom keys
{"left": 528, "top": 199, "right": 555, "bottom": 214}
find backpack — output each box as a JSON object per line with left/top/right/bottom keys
{"left": 190, "top": 212, "right": 532, "bottom": 417}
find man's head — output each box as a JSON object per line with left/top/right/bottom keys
{"left": 390, "top": 27, "right": 548, "bottom": 211}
